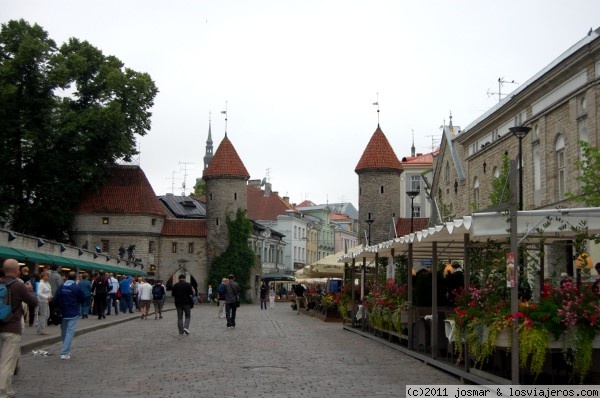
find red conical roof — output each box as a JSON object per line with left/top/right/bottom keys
{"left": 203, "top": 136, "right": 250, "bottom": 179}
{"left": 355, "top": 125, "right": 402, "bottom": 173}
{"left": 73, "top": 165, "right": 166, "bottom": 217}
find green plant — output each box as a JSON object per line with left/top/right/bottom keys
{"left": 519, "top": 325, "right": 549, "bottom": 380}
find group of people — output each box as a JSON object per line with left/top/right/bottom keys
{"left": 259, "top": 282, "right": 276, "bottom": 310}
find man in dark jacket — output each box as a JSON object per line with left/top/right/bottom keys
{"left": 0, "top": 259, "right": 38, "bottom": 397}
{"left": 171, "top": 274, "right": 194, "bottom": 335}
{"left": 54, "top": 271, "right": 85, "bottom": 360}
{"left": 224, "top": 275, "right": 240, "bottom": 329}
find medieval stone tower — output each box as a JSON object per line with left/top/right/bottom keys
{"left": 203, "top": 133, "right": 250, "bottom": 267}
{"left": 355, "top": 124, "right": 403, "bottom": 245}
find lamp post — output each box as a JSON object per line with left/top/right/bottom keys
{"left": 406, "top": 190, "right": 419, "bottom": 233}
{"left": 508, "top": 126, "right": 531, "bottom": 211}
{"left": 362, "top": 217, "right": 374, "bottom": 332}
{"left": 405, "top": 189, "right": 419, "bottom": 349}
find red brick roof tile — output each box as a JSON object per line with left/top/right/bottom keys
{"left": 355, "top": 125, "right": 402, "bottom": 173}
{"left": 161, "top": 219, "right": 207, "bottom": 237}
{"left": 203, "top": 136, "right": 250, "bottom": 179}
{"left": 73, "top": 165, "right": 166, "bottom": 217}
{"left": 247, "top": 185, "right": 294, "bottom": 221}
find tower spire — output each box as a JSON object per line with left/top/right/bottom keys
{"left": 203, "top": 112, "right": 214, "bottom": 171}
{"left": 411, "top": 129, "right": 415, "bottom": 157}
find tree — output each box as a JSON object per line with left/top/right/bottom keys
{"left": 207, "top": 208, "right": 255, "bottom": 298}
{"left": 0, "top": 20, "right": 158, "bottom": 239}
{"left": 567, "top": 141, "right": 600, "bottom": 206}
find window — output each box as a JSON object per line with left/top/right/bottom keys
{"left": 102, "top": 217, "right": 109, "bottom": 225}
{"left": 171, "top": 242, "right": 178, "bottom": 253}
{"left": 149, "top": 241, "right": 155, "bottom": 254}
{"left": 444, "top": 161, "right": 450, "bottom": 183}
{"left": 216, "top": 218, "right": 219, "bottom": 226}
{"left": 101, "top": 240, "right": 109, "bottom": 253}
{"left": 234, "top": 192, "right": 237, "bottom": 200}
{"left": 188, "top": 242, "right": 194, "bottom": 254}
{"left": 412, "top": 206, "right": 421, "bottom": 218}
{"left": 410, "top": 175, "right": 421, "bottom": 191}
{"left": 151, "top": 218, "right": 156, "bottom": 226}
{"left": 380, "top": 186, "right": 384, "bottom": 194}
{"left": 473, "top": 177, "right": 480, "bottom": 210}
{"left": 556, "top": 135, "right": 566, "bottom": 200}
{"left": 209, "top": 193, "right": 213, "bottom": 201}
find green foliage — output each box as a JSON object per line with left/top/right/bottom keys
{"left": 192, "top": 178, "right": 205, "bottom": 197}
{"left": 567, "top": 141, "right": 600, "bottom": 206}
{"left": 207, "top": 208, "right": 255, "bottom": 296}
{"left": 0, "top": 19, "right": 158, "bottom": 239}
{"left": 489, "top": 153, "right": 511, "bottom": 205}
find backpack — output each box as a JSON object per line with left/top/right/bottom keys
{"left": 0, "top": 280, "right": 18, "bottom": 324}
{"left": 94, "top": 277, "right": 108, "bottom": 295}
{"left": 217, "top": 283, "right": 226, "bottom": 299}
{"left": 152, "top": 284, "right": 163, "bottom": 301}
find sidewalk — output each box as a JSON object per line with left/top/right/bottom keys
{"left": 21, "top": 301, "right": 175, "bottom": 353}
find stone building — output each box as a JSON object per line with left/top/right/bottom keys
{"left": 355, "top": 125, "right": 403, "bottom": 245}
{"left": 430, "top": 27, "right": 600, "bottom": 276}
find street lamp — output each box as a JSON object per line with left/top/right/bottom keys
{"left": 406, "top": 190, "right": 419, "bottom": 233}
{"left": 508, "top": 126, "right": 531, "bottom": 211}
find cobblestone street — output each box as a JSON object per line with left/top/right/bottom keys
{"left": 14, "top": 301, "right": 459, "bottom": 397}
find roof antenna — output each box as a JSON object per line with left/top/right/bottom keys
{"left": 221, "top": 101, "right": 228, "bottom": 137}
{"left": 372, "top": 92, "right": 380, "bottom": 125}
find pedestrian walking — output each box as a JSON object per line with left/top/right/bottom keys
{"left": 36, "top": 271, "right": 52, "bottom": 335}
{"left": 171, "top": 274, "right": 194, "bottom": 335}
{"left": 0, "top": 259, "right": 38, "bottom": 398}
{"left": 151, "top": 280, "right": 165, "bottom": 319}
{"left": 138, "top": 278, "right": 152, "bottom": 319}
{"left": 207, "top": 284, "right": 213, "bottom": 303}
{"left": 106, "top": 273, "right": 119, "bottom": 315}
{"left": 54, "top": 271, "right": 85, "bottom": 360}
{"left": 224, "top": 275, "right": 240, "bottom": 329}
{"left": 92, "top": 271, "right": 109, "bottom": 319}
{"left": 294, "top": 284, "right": 306, "bottom": 315}
{"left": 269, "top": 283, "right": 276, "bottom": 309}
{"left": 259, "top": 282, "right": 268, "bottom": 310}
{"left": 217, "top": 278, "right": 227, "bottom": 318}
{"left": 78, "top": 272, "right": 92, "bottom": 319}
{"left": 119, "top": 275, "right": 134, "bottom": 314}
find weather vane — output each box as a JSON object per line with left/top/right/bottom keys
{"left": 372, "top": 92, "right": 380, "bottom": 124}
{"left": 221, "top": 101, "right": 228, "bottom": 137}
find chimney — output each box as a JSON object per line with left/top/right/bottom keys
{"left": 248, "top": 179, "right": 261, "bottom": 187}
{"left": 283, "top": 196, "right": 290, "bottom": 204}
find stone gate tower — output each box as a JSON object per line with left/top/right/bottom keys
{"left": 355, "top": 124, "right": 403, "bottom": 245}
{"left": 203, "top": 134, "right": 250, "bottom": 267}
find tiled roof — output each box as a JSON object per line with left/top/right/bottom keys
{"left": 355, "top": 125, "right": 402, "bottom": 173}
{"left": 401, "top": 148, "right": 439, "bottom": 166}
{"left": 296, "top": 200, "right": 316, "bottom": 207}
{"left": 73, "top": 165, "right": 166, "bottom": 217}
{"left": 203, "top": 136, "right": 250, "bottom": 179}
{"left": 330, "top": 213, "right": 351, "bottom": 222}
{"left": 161, "top": 219, "right": 207, "bottom": 237}
{"left": 247, "top": 185, "right": 294, "bottom": 221}
{"left": 395, "top": 217, "right": 430, "bottom": 237}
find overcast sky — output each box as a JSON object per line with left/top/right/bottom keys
{"left": 4, "top": 1, "right": 600, "bottom": 208}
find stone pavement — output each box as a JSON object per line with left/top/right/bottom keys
{"left": 13, "top": 300, "right": 460, "bottom": 398}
